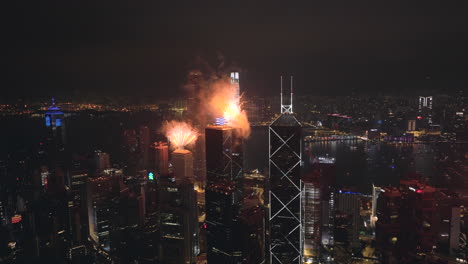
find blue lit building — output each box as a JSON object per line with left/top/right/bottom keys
{"left": 44, "top": 98, "right": 66, "bottom": 152}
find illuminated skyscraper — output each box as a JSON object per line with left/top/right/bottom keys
{"left": 230, "top": 71, "right": 240, "bottom": 99}
{"left": 302, "top": 174, "right": 321, "bottom": 263}
{"left": 172, "top": 149, "right": 194, "bottom": 182}
{"left": 418, "top": 96, "right": 434, "bottom": 125}
{"left": 87, "top": 176, "right": 115, "bottom": 251}
{"left": 336, "top": 191, "right": 361, "bottom": 248}
{"left": 159, "top": 148, "right": 198, "bottom": 264}
{"left": 44, "top": 98, "right": 66, "bottom": 152}
{"left": 418, "top": 96, "right": 433, "bottom": 112}
{"left": 268, "top": 76, "right": 303, "bottom": 264}
{"left": 67, "top": 168, "right": 88, "bottom": 245}
{"left": 205, "top": 124, "right": 244, "bottom": 263}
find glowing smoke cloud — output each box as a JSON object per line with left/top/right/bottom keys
{"left": 206, "top": 77, "right": 251, "bottom": 138}
{"left": 163, "top": 121, "right": 198, "bottom": 150}
{"left": 184, "top": 59, "right": 251, "bottom": 139}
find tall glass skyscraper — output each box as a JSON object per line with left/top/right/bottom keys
{"left": 205, "top": 125, "right": 244, "bottom": 263}
{"left": 268, "top": 77, "right": 303, "bottom": 264}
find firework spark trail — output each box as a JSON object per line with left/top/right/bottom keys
{"left": 207, "top": 78, "right": 251, "bottom": 138}
{"left": 184, "top": 69, "right": 251, "bottom": 139}
{"left": 163, "top": 121, "right": 198, "bottom": 150}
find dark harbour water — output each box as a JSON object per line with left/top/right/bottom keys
{"left": 2, "top": 117, "right": 465, "bottom": 195}
{"left": 244, "top": 126, "right": 467, "bottom": 194}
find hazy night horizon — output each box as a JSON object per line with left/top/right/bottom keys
{"left": 3, "top": 1, "right": 468, "bottom": 100}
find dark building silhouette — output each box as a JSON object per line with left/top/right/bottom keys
{"left": 205, "top": 125, "right": 244, "bottom": 263}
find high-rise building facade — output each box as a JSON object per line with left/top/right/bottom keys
{"left": 172, "top": 149, "right": 194, "bottom": 182}
{"left": 302, "top": 174, "right": 321, "bottom": 263}
{"left": 336, "top": 191, "right": 361, "bottom": 249}
{"left": 268, "top": 77, "right": 303, "bottom": 264}
{"left": 67, "top": 168, "right": 88, "bottom": 245}
{"left": 87, "top": 176, "right": 115, "bottom": 252}
{"left": 154, "top": 142, "right": 169, "bottom": 177}
{"left": 418, "top": 96, "right": 433, "bottom": 111}
{"left": 205, "top": 125, "right": 244, "bottom": 263}
{"left": 159, "top": 149, "right": 198, "bottom": 264}
{"left": 230, "top": 71, "right": 240, "bottom": 99}
{"left": 44, "top": 98, "right": 66, "bottom": 153}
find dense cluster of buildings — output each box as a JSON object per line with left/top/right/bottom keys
{"left": 0, "top": 76, "right": 467, "bottom": 264}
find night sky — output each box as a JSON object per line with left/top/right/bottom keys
{"left": 3, "top": 1, "right": 468, "bottom": 100}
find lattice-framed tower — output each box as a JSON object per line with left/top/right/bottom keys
{"left": 268, "top": 76, "right": 303, "bottom": 264}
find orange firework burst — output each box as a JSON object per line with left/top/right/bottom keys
{"left": 223, "top": 100, "right": 242, "bottom": 124}
{"left": 163, "top": 121, "right": 198, "bottom": 150}
{"left": 207, "top": 79, "right": 251, "bottom": 138}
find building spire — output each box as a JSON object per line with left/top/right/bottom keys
{"left": 290, "top": 76, "right": 293, "bottom": 114}
{"left": 280, "top": 76, "right": 283, "bottom": 112}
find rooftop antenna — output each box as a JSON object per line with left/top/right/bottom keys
{"left": 280, "top": 75, "right": 293, "bottom": 114}
{"left": 280, "top": 76, "right": 283, "bottom": 112}
{"left": 290, "top": 76, "right": 293, "bottom": 114}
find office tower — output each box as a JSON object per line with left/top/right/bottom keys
{"left": 376, "top": 187, "right": 401, "bottom": 263}
{"left": 230, "top": 71, "right": 240, "bottom": 99}
{"left": 418, "top": 96, "right": 433, "bottom": 111}
{"left": 172, "top": 149, "right": 194, "bottom": 182}
{"left": 44, "top": 98, "right": 66, "bottom": 153}
{"left": 139, "top": 126, "right": 151, "bottom": 169}
{"left": 437, "top": 192, "right": 462, "bottom": 257}
{"left": 67, "top": 168, "right": 88, "bottom": 245}
{"left": 159, "top": 179, "right": 198, "bottom": 264}
{"left": 315, "top": 162, "right": 336, "bottom": 250}
{"left": 377, "top": 180, "right": 439, "bottom": 262}
{"left": 418, "top": 96, "right": 434, "bottom": 125}
{"left": 186, "top": 70, "right": 203, "bottom": 120}
{"left": 205, "top": 124, "right": 244, "bottom": 263}
{"left": 122, "top": 129, "right": 139, "bottom": 175}
{"left": 193, "top": 134, "right": 206, "bottom": 182}
{"left": 94, "top": 150, "right": 110, "bottom": 174}
{"left": 154, "top": 142, "right": 169, "bottom": 177}
{"left": 370, "top": 185, "right": 383, "bottom": 228}
{"left": 268, "top": 76, "right": 303, "bottom": 264}
{"left": 335, "top": 191, "right": 361, "bottom": 249}
{"left": 399, "top": 179, "right": 438, "bottom": 254}
{"left": 87, "top": 175, "right": 115, "bottom": 252}
{"left": 159, "top": 148, "right": 198, "bottom": 264}
{"left": 302, "top": 173, "right": 321, "bottom": 263}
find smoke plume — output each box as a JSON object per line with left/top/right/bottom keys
{"left": 185, "top": 68, "right": 251, "bottom": 139}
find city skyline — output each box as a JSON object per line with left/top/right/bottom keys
{"left": 1, "top": 2, "right": 468, "bottom": 264}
